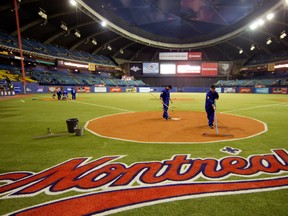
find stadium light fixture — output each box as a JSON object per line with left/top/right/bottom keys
{"left": 257, "top": 19, "right": 265, "bottom": 26}
{"left": 74, "top": 29, "right": 81, "bottom": 38}
{"left": 107, "top": 44, "right": 112, "bottom": 50}
{"left": 249, "top": 22, "right": 258, "bottom": 30}
{"left": 60, "top": 22, "right": 68, "bottom": 31}
{"left": 38, "top": 8, "right": 47, "bottom": 20}
{"left": 101, "top": 21, "right": 107, "bottom": 27}
{"left": 266, "top": 13, "right": 274, "bottom": 20}
{"left": 250, "top": 44, "right": 255, "bottom": 51}
{"left": 266, "top": 38, "right": 272, "bottom": 45}
{"left": 91, "top": 38, "right": 97, "bottom": 45}
{"left": 70, "top": 0, "right": 77, "bottom": 6}
{"left": 239, "top": 49, "right": 243, "bottom": 54}
{"left": 280, "top": 31, "right": 286, "bottom": 39}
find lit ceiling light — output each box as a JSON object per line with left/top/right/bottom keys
{"left": 120, "top": 49, "right": 124, "bottom": 54}
{"left": 101, "top": 21, "right": 107, "bottom": 27}
{"left": 107, "top": 44, "right": 112, "bottom": 50}
{"left": 239, "top": 49, "right": 243, "bottom": 54}
{"left": 249, "top": 22, "right": 258, "bottom": 30}
{"left": 266, "top": 13, "right": 274, "bottom": 20}
{"left": 91, "top": 38, "right": 97, "bottom": 45}
{"left": 74, "top": 29, "right": 81, "bottom": 38}
{"left": 60, "top": 22, "right": 68, "bottom": 31}
{"left": 70, "top": 0, "right": 77, "bottom": 6}
{"left": 257, "top": 19, "right": 264, "bottom": 26}
{"left": 266, "top": 38, "right": 272, "bottom": 45}
{"left": 280, "top": 31, "right": 287, "bottom": 39}
{"left": 38, "top": 8, "right": 47, "bottom": 20}
{"left": 250, "top": 44, "right": 255, "bottom": 51}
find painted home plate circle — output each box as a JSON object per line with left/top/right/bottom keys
{"left": 85, "top": 111, "right": 267, "bottom": 143}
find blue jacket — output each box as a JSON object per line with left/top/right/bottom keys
{"left": 205, "top": 90, "right": 219, "bottom": 110}
{"left": 71, "top": 89, "right": 76, "bottom": 96}
{"left": 160, "top": 88, "right": 170, "bottom": 103}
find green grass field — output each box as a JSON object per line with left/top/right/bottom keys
{"left": 0, "top": 92, "right": 288, "bottom": 215}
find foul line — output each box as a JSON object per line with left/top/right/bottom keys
{"left": 37, "top": 95, "right": 133, "bottom": 113}
{"left": 69, "top": 100, "right": 133, "bottom": 113}
{"left": 222, "top": 102, "right": 288, "bottom": 113}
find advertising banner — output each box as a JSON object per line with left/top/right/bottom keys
{"left": 126, "top": 87, "right": 137, "bottom": 93}
{"left": 159, "top": 52, "right": 188, "bottom": 61}
{"left": 36, "top": 86, "right": 44, "bottom": 93}
{"left": 160, "top": 63, "right": 176, "bottom": 74}
{"left": 218, "top": 61, "right": 233, "bottom": 76}
{"left": 110, "top": 87, "right": 122, "bottom": 92}
{"left": 88, "top": 63, "right": 96, "bottom": 71}
{"left": 224, "top": 88, "right": 236, "bottom": 93}
{"left": 76, "top": 87, "right": 90, "bottom": 93}
{"left": 13, "top": 86, "right": 21, "bottom": 93}
{"left": 255, "top": 88, "right": 269, "bottom": 94}
{"left": 267, "top": 64, "right": 275, "bottom": 72}
{"left": 215, "top": 87, "right": 222, "bottom": 93}
{"left": 143, "top": 63, "right": 159, "bottom": 74}
{"left": 129, "top": 63, "right": 143, "bottom": 76}
{"left": 94, "top": 87, "right": 107, "bottom": 93}
{"left": 201, "top": 62, "right": 218, "bottom": 76}
{"left": 188, "top": 52, "right": 202, "bottom": 61}
{"left": 177, "top": 62, "right": 201, "bottom": 74}
{"left": 239, "top": 88, "right": 252, "bottom": 93}
{"left": 159, "top": 52, "right": 202, "bottom": 61}
{"left": 57, "top": 60, "right": 88, "bottom": 69}
{"left": 139, "top": 87, "right": 151, "bottom": 93}
{"left": 272, "top": 88, "right": 287, "bottom": 94}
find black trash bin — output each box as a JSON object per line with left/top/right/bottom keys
{"left": 66, "top": 118, "right": 78, "bottom": 133}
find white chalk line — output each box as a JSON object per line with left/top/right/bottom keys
{"left": 37, "top": 95, "right": 133, "bottom": 113}
{"left": 222, "top": 102, "right": 288, "bottom": 113}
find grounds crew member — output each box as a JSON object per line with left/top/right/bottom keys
{"left": 71, "top": 87, "right": 76, "bottom": 100}
{"left": 160, "top": 85, "right": 172, "bottom": 120}
{"left": 62, "top": 89, "right": 68, "bottom": 100}
{"left": 205, "top": 85, "right": 219, "bottom": 128}
{"left": 56, "top": 88, "right": 62, "bottom": 100}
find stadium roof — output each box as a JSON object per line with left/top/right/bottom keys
{"left": 0, "top": 0, "right": 288, "bottom": 62}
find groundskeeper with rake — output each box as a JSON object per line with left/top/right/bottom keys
{"left": 160, "top": 85, "right": 173, "bottom": 120}
{"left": 205, "top": 85, "right": 219, "bottom": 129}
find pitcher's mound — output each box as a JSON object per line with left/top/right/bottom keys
{"left": 86, "top": 111, "right": 267, "bottom": 143}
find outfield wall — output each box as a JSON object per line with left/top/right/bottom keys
{"left": 0, "top": 82, "right": 287, "bottom": 97}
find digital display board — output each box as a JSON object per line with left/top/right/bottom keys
{"left": 143, "top": 62, "right": 159, "bottom": 74}
{"left": 201, "top": 62, "right": 218, "bottom": 76}
{"left": 159, "top": 52, "right": 202, "bottom": 61}
{"left": 177, "top": 62, "right": 201, "bottom": 74}
{"left": 160, "top": 63, "right": 176, "bottom": 74}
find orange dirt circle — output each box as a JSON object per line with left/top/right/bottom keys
{"left": 86, "top": 111, "right": 266, "bottom": 143}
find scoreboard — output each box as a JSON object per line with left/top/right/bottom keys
{"left": 129, "top": 52, "right": 233, "bottom": 77}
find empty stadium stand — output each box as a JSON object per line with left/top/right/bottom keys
{"left": 0, "top": 63, "right": 146, "bottom": 87}
{"left": 0, "top": 32, "right": 116, "bottom": 67}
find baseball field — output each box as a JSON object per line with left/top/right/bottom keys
{"left": 0, "top": 92, "right": 288, "bottom": 215}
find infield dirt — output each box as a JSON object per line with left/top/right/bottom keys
{"left": 86, "top": 111, "right": 266, "bottom": 143}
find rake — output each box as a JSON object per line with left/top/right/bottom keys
{"left": 149, "top": 92, "right": 181, "bottom": 120}
{"left": 202, "top": 108, "right": 233, "bottom": 137}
